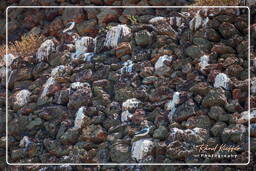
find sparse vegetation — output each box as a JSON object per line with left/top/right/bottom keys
{"left": 127, "top": 15, "right": 138, "bottom": 25}
{"left": 98, "top": 25, "right": 113, "bottom": 34}
{"left": 106, "top": 25, "right": 113, "bottom": 31}
{"left": 194, "top": 0, "right": 240, "bottom": 6}
{"left": 0, "top": 33, "right": 44, "bottom": 61}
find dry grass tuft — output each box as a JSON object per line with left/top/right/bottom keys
{"left": 0, "top": 33, "right": 44, "bottom": 65}
{"left": 194, "top": 0, "right": 240, "bottom": 6}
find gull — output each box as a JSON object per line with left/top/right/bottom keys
{"left": 63, "top": 21, "right": 75, "bottom": 34}
{"left": 178, "top": 12, "right": 190, "bottom": 18}
{"left": 19, "top": 136, "right": 33, "bottom": 152}
{"left": 134, "top": 126, "right": 151, "bottom": 137}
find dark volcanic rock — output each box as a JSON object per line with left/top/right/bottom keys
{"left": 172, "top": 99, "right": 197, "bottom": 122}
{"left": 67, "top": 83, "right": 92, "bottom": 110}
{"left": 202, "top": 88, "right": 227, "bottom": 108}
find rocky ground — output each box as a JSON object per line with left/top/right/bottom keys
{"left": 0, "top": 0, "right": 256, "bottom": 171}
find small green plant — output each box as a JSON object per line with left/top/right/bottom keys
{"left": 127, "top": 15, "right": 138, "bottom": 25}
{"left": 106, "top": 25, "right": 113, "bottom": 30}
{"left": 98, "top": 27, "right": 106, "bottom": 33}
{"left": 98, "top": 25, "right": 113, "bottom": 34}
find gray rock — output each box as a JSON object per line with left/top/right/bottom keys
{"left": 43, "top": 139, "right": 68, "bottom": 157}
{"left": 81, "top": 124, "right": 107, "bottom": 143}
{"left": 154, "top": 55, "right": 172, "bottom": 76}
{"left": 131, "top": 138, "right": 154, "bottom": 161}
{"left": 11, "top": 149, "right": 25, "bottom": 161}
{"left": 185, "top": 45, "right": 204, "bottom": 58}
{"left": 172, "top": 99, "right": 196, "bottom": 122}
{"left": 60, "top": 128, "right": 79, "bottom": 145}
{"left": 26, "top": 117, "right": 42, "bottom": 130}
{"left": 251, "top": 138, "right": 256, "bottom": 152}
{"left": 202, "top": 88, "right": 227, "bottom": 108}
{"left": 153, "top": 126, "right": 168, "bottom": 140}
{"left": 68, "top": 85, "right": 92, "bottom": 110}
{"left": 96, "top": 149, "right": 110, "bottom": 163}
{"left": 190, "top": 82, "right": 210, "bottom": 96}
{"left": 97, "top": 9, "right": 119, "bottom": 24}
{"left": 193, "top": 37, "right": 212, "bottom": 53}
{"left": 211, "top": 43, "right": 235, "bottom": 55}
{"left": 76, "top": 19, "right": 98, "bottom": 35}
{"left": 219, "top": 22, "right": 239, "bottom": 39}
{"left": 135, "top": 30, "right": 152, "bottom": 47}
{"left": 110, "top": 141, "right": 131, "bottom": 162}
{"left": 194, "top": 115, "right": 213, "bottom": 129}
{"left": 211, "top": 122, "right": 227, "bottom": 136}
{"left": 222, "top": 124, "right": 247, "bottom": 143}
{"left": 205, "top": 28, "right": 221, "bottom": 42}
{"left": 208, "top": 106, "right": 228, "bottom": 121}
{"left": 36, "top": 105, "right": 68, "bottom": 121}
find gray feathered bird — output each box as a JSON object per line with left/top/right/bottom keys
{"left": 134, "top": 126, "right": 152, "bottom": 137}
{"left": 63, "top": 21, "right": 75, "bottom": 35}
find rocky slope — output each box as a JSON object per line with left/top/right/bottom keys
{"left": 0, "top": 1, "right": 256, "bottom": 171}
{"left": 0, "top": 0, "right": 195, "bottom": 44}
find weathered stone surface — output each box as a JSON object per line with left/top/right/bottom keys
{"left": 205, "top": 28, "right": 221, "bottom": 42}
{"left": 131, "top": 138, "right": 154, "bottom": 161}
{"left": 97, "top": 9, "right": 119, "bottom": 24}
{"left": 81, "top": 125, "right": 107, "bottom": 143}
{"left": 211, "top": 122, "right": 227, "bottom": 136}
{"left": 60, "top": 128, "right": 79, "bottom": 145}
{"left": 211, "top": 43, "right": 235, "bottom": 55}
{"left": 208, "top": 106, "right": 227, "bottom": 121}
{"left": 172, "top": 99, "right": 196, "bottom": 122}
{"left": 222, "top": 124, "right": 247, "bottom": 143}
{"left": 153, "top": 126, "right": 168, "bottom": 140}
{"left": 115, "top": 42, "right": 131, "bottom": 58}
{"left": 202, "top": 88, "right": 227, "bottom": 108}
{"left": 67, "top": 83, "right": 92, "bottom": 110}
{"left": 4, "top": 7, "right": 250, "bottom": 165}
{"left": 154, "top": 55, "right": 172, "bottom": 76}
{"left": 190, "top": 82, "right": 210, "bottom": 96}
{"left": 76, "top": 19, "right": 98, "bottom": 36}
{"left": 135, "top": 30, "right": 152, "bottom": 47}
{"left": 185, "top": 45, "right": 204, "bottom": 58}
{"left": 110, "top": 141, "right": 131, "bottom": 162}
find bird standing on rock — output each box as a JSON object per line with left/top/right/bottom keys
{"left": 134, "top": 126, "right": 152, "bottom": 137}
{"left": 63, "top": 21, "right": 75, "bottom": 35}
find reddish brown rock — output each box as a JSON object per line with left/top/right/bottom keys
{"left": 62, "top": 8, "right": 85, "bottom": 24}
{"left": 211, "top": 43, "right": 235, "bottom": 54}
{"left": 205, "top": 28, "right": 221, "bottom": 42}
{"left": 76, "top": 19, "right": 98, "bottom": 36}
{"left": 81, "top": 124, "right": 107, "bottom": 143}
{"left": 232, "top": 89, "right": 241, "bottom": 100}
{"left": 46, "top": 17, "right": 64, "bottom": 37}
{"left": 225, "top": 64, "right": 243, "bottom": 77}
{"left": 207, "top": 70, "right": 221, "bottom": 83}
{"left": 202, "top": 88, "right": 227, "bottom": 108}
{"left": 223, "top": 56, "right": 239, "bottom": 67}
{"left": 218, "top": 22, "right": 239, "bottom": 39}
{"left": 116, "top": 42, "right": 132, "bottom": 58}
{"left": 97, "top": 9, "right": 119, "bottom": 24}
{"left": 131, "top": 109, "right": 145, "bottom": 124}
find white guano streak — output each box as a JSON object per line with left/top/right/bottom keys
{"left": 104, "top": 25, "right": 131, "bottom": 48}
